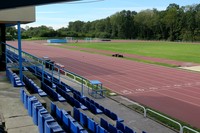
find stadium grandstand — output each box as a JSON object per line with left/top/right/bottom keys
{"left": 0, "top": 1, "right": 199, "bottom": 133}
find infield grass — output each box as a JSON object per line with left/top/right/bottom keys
{"left": 61, "top": 41, "right": 200, "bottom": 63}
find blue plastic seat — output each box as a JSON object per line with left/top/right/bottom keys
{"left": 108, "top": 124, "right": 118, "bottom": 133}
{"left": 56, "top": 106, "right": 62, "bottom": 124}
{"left": 27, "top": 96, "right": 38, "bottom": 116}
{"left": 80, "top": 112, "right": 88, "bottom": 127}
{"left": 98, "top": 105, "right": 105, "bottom": 113}
{"left": 50, "top": 102, "right": 56, "bottom": 117}
{"left": 45, "top": 120, "right": 64, "bottom": 133}
{"left": 74, "top": 99, "right": 88, "bottom": 110}
{"left": 32, "top": 101, "right": 43, "bottom": 125}
{"left": 110, "top": 112, "right": 124, "bottom": 122}
{"left": 104, "top": 109, "right": 111, "bottom": 117}
{"left": 38, "top": 111, "right": 54, "bottom": 133}
{"left": 125, "top": 126, "right": 134, "bottom": 133}
{"left": 90, "top": 104, "right": 103, "bottom": 114}
{"left": 23, "top": 91, "right": 28, "bottom": 109}
{"left": 62, "top": 113, "right": 70, "bottom": 132}
{"left": 116, "top": 121, "right": 125, "bottom": 132}
{"left": 88, "top": 118, "right": 96, "bottom": 133}
{"left": 100, "top": 118, "right": 109, "bottom": 130}
{"left": 96, "top": 125, "right": 108, "bottom": 133}
{"left": 20, "top": 88, "right": 24, "bottom": 103}
{"left": 70, "top": 119, "right": 79, "bottom": 133}
{"left": 73, "top": 107, "right": 80, "bottom": 122}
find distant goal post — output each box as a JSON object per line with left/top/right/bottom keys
{"left": 66, "top": 37, "right": 73, "bottom": 43}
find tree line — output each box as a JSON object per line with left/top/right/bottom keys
{"left": 6, "top": 3, "right": 200, "bottom": 41}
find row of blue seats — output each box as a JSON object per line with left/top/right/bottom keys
{"left": 6, "top": 68, "right": 24, "bottom": 87}
{"left": 6, "top": 56, "right": 14, "bottom": 63}
{"left": 73, "top": 107, "right": 108, "bottom": 133}
{"left": 74, "top": 93, "right": 123, "bottom": 122}
{"left": 20, "top": 88, "right": 64, "bottom": 133}
{"left": 7, "top": 50, "right": 27, "bottom": 63}
{"left": 41, "top": 82, "right": 66, "bottom": 102}
{"left": 23, "top": 74, "right": 47, "bottom": 97}
{"left": 6, "top": 50, "right": 19, "bottom": 63}
{"left": 51, "top": 102, "right": 88, "bottom": 133}
{"left": 55, "top": 86, "right": 88, "bottom": 110}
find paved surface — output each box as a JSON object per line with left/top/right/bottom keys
{"left": 8, "top": 40, "right": 200, "bottom": 128}
{"left": 0, "top": 72, "right": 38, "bottom": 133}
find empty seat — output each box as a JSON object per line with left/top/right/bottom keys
{"left": 90, "top": 104, "right": 103, "bottom": 114}
{"left": 73, "top": 107, "right": 80, "bottom": 122}
{"left": 110, "top": 112, "right": 124, "bottom": 122}
{"left": 88, "top": 118, "right": 96, "bottom": 133}
{"left": 38, "top": 111, "right": 54, "bottom": 133}
{"left": 96, "top": 125, "right": 108, "bottom": 133}
{"left": 27, "top": 96, "right": 38, "bottom": 116}
{"left": 70, "top": 119, "right": 79, "bottom": 133}
{"left": 45, "top": 120, "right": 64, "bottom": 133}
{"left": 74, "top": 99, "right": 88, "bottom": 110}
{"left": 108, "top": 124, "right": 118, "bottom": 133}
{"left": 56, "top": 106, "right": 62, "bottom": 124}
{"left": 50, "top": 102, "right": 56, "bottom": 117}
{"left": 62, "top": 113, "right": 70, "bottom": 132}
{"left": 116, "top": 121, "right": 125, "bottom": 132}
{"left": 125, "top": 126, "right": 134, "bottom": 133}
{"left": 100, "top": 118, "right": 108, "bottom": 131}
{"left": 80, "top": 112, "right": 88, "bottom": 128}
{"left": 104, "top": 109, "right": 111, "bottom": 117}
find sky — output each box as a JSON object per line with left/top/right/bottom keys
{"left": 23, "top": 0, "right": 200, "bottom": 30}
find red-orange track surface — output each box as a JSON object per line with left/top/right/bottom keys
{"left": 9, "top": 41, "right": 200, "bottom": 128}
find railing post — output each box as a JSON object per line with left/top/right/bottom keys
{"left": 17, "top": 21, "right": 23, "bottom": 80}
{"left": 81, "top": 78, "right": 84, "bottom": 97}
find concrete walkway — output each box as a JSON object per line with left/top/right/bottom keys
{"left": 0, "top": 72, "right": 38, "bottom": 133}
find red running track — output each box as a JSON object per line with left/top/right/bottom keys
{"left": 9, "top": 41, "right": 200, "bottom": 128}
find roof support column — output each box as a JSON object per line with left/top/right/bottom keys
{"left": 17, "top": 21, "right": 23, "bottom": 80}
{"left": 0, "top": 24, "right": 6, "bottom": 71}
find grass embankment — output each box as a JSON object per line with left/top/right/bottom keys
{"left": 59, "top": 41, "right": 200, "bottom": 63}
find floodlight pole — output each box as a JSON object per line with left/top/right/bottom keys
{"left": 17, "top": 21, "right": 23, "bottom": 80}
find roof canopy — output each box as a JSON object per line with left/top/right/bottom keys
{"left": 0, "top": 0, "right": 78, "bottom": 10}
{"left": 0, "top": 6, "right": 35, "bottom": 25}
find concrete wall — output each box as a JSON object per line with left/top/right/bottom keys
{"left": 0, "top": 6, "right": 35, "bottom": 24}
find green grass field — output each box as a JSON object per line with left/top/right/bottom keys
{"left": 64, "top": 41, "right": 200, "bottom": 63}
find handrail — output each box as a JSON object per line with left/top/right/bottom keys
{"left": 182, "top": 126, "right": 200, "bottom": 133}
{"left": 146, "top": 109, "right": 183, "bottom": 133}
